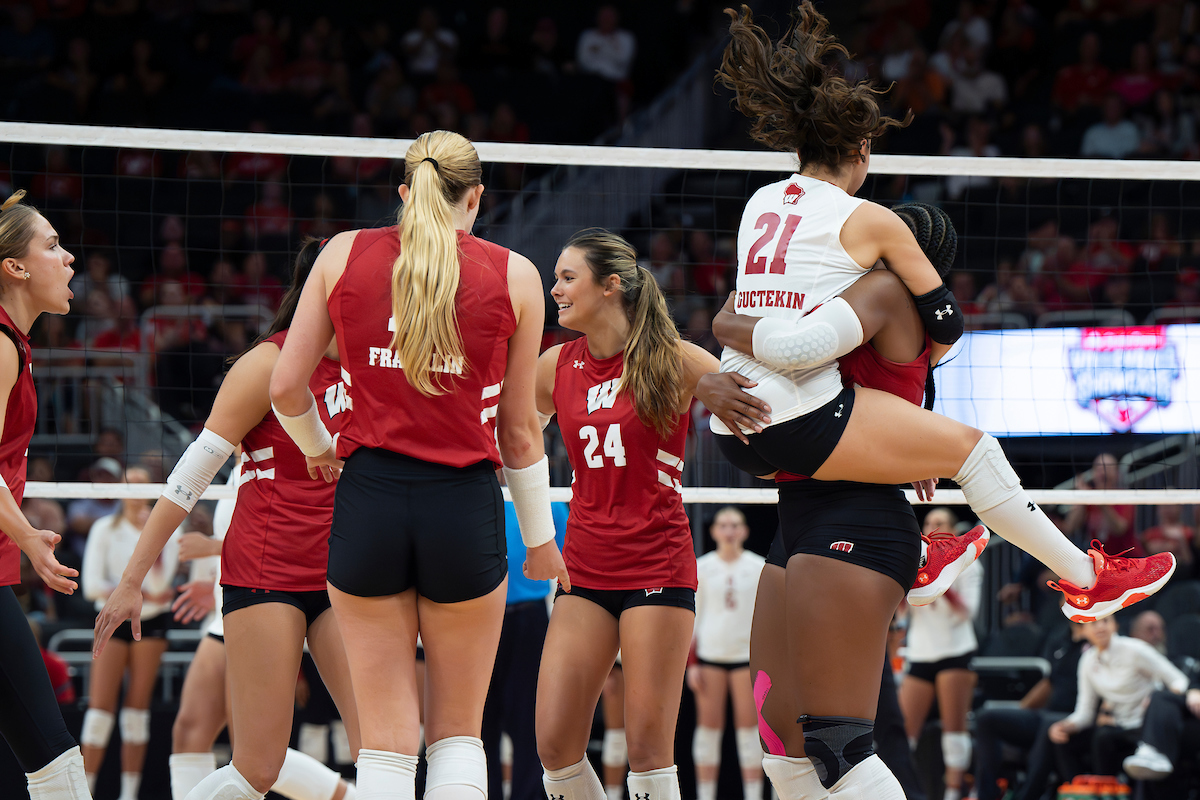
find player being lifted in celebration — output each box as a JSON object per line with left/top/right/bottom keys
{"left": 271, "top": 130, "right": 567, "bottom": 800}
{"left": 533, "top": 229, "right": 734, "bottom": 800}
{"left": 0, "top": 190, "right": 91, "bottom": 799}
{"left": 706, "top": 4, "right": 1176, "bottom": 799}
{"left": 94, "top": 238, "right": 360, "bottom": 800}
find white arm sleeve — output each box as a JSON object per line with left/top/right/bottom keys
{"left": 163, "top": 429, "right": 236, "bottom": 513}
{"left": 502, "top": 455, "right": 557, "bottom": 549}
{"left": 750, "top": 296, "right": 865, "bottom": 371}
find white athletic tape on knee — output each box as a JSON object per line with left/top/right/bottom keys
{"left": 80, "top": 709, "right": 115, "bottom": 749}
{"left": 627, "top": 766, "right": 680, "bottom": 800}
{"left": 119, "top": 708, "right": 151, "bottom": 745}
{"left": 602, "top": 728, "right": 628, "bottom": 768}
{"left": 274, "top": 747, "right": 341, "bottom": 800}
{"left": 356, "top": 749, "right": 418, "bottom": 800}
{"left": 692, "top": 727, "right": 722, "bottom": 768}
{"left": 761, "top": 755, "right": 824, "bottom": 800}
{"left": 171, "top": 752, "right": 218, "bottom": 800}
{"left": 25, "top": 746, "right": 91, "bottom": 800}
{"left": 425, "top": 736, "right": 488, "bottom": 798}
{"left": 736, "top": 727, "right": 764, "bottom": 772}
{"left": 826, "top": 754, "right": 906, "bottom": 799}
{"left": 953, "top": 434, "right": 1021, "bottom": 513}
{"left": 544, "top": 756, "right": 606, "bottom": 800}
{"left": 940, "top": 732, "right": 972, "bottom": 771}
{"left": 751, "top": 297, "right": 864, "bottom": 371}
{"left": 163, "top": 428, "right": 236, "bottom": 512}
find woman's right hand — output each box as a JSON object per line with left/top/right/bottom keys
{"left": 93, "top": 581, "right": 143, "bottom": 658}
{"left": 524, "top": 540, "right": 571, "bottom": 592}
{"left": 19, "top": 528, "right": 79, "bottom": 595}
{"left": 305, "top": 445, "right": 344, "bottom": 483}
{"left": 1048, "top": 720, "right": 1074, "bottom": 744}
{"left": 694, "top": 372, "right": 770, "bottom": 445}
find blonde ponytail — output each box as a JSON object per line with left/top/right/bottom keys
{"left": 564, "top": 229, "right": 684, "bottom": 439}
{"left": 392, "top": 131, "right": 483, "bottom": 396}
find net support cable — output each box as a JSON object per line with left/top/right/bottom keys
{"left": 5, "top": 122, "right": 1200, "bottom": 180}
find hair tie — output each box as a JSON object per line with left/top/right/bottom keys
{"left": 421, "top": 157, "right": 440, "bottom": 171}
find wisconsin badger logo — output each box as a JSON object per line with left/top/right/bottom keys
{"left": 783, "top": 183, "right": 805, "bottom": 205}
{"left": 1067, "top": 326, "right": 1180, "bottom": 432}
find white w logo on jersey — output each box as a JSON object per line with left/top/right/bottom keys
{"left": 586, "top": 379, "right": 619, "bottom": 414}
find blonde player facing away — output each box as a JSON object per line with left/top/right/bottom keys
{"left": 689, "top": 508, "right": 766, "bottom": 800}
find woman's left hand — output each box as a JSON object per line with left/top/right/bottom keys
{"left": 305, "top": 445, "right": 344, "bottom": 483}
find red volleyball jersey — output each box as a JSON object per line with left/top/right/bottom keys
{"left": 553, "top": 337, "right": 697, "bottom": 591}
{"left": 776, "top": 336, "right": 931, "bottom": 483}
{"left": 0, "top": 307, "right": 35, "bottom": 586}
{"left": 220, "top": 331, "right": 347, "bottom": 591}
{"left": 329, "top": 226, "right": 515, "bottom": 468}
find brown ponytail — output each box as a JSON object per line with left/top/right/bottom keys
{"left": 565, "top": 229, "right": 684, "bottom": 439}
{"left": 716, "top": 3, "right": 908, "bottom": 171}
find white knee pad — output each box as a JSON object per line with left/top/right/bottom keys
{"left": 81, "top": 708, "right": 116, "bottom": 749}
{"left": 626, "top": 765, "right": 680, "bottom": 800}
{"left": 953, "top": 434, "right": 1021, "bottom": 513}
{"left": 602, "top": 729, "right": 628, "bottom": 769}
{"left": 274, "top": 748, "right": 342, "bottom": 800}
{"left": 120, "top": 708, "right": 151, "bottom": 745}
{"left": 544, "top": 756, "right": 606, "bottom": 800}
{"left": 357, "top": 749, "right": 418, "bottom": 800}
{"left": 26, "top": 746, "right": 91, "bottom": 800}
{"left": 187, "top": 763, "right": 267, "bottom": 800}
{"left": 736, "top": 728, "right": 763, "bottom": 773}
{"left": 827, "top": 755, "right": 905, "bottom": 800}
{"left": 940, "top": 732, "right": 972, "bottom": 771}
{"left": 760, "top": 755, "right": 824, "bottom": 800}
{"left": 692, "top": 727, "right": 721, "bottom": 769}
{"left": 425, "top": 736, "right": 487, "bottom": 800}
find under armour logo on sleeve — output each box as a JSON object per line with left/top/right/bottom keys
{"left": 174, "top": 486, "right": 193, "bottom": 502}
{"left": 1028, "top": 501, "right": 1036, "bottom": 511}
{"left": 934, "top": 304, "right": 954, "bottom": 320}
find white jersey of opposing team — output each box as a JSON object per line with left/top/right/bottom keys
{"left": 713, "top": 174, "right": 868, "bottom": 435}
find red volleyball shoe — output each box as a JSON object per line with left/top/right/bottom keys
{"left": 1049, "top": 542, "right": 1176, "bottom": 622}
{"left": 908, "top": 525, "right": 990, "bottom": 606}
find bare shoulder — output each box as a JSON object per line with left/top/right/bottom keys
{"left": 506, "top": 250, "right": 541, "bottom": 285}
{"left": 313, "top": 229, "right": 359, "bottom": 290}
{"left": 538, "top": 343, "right": 565, "bottom": 369}
{"left": 846, "top": 201, "right": 911, "bottom": 239}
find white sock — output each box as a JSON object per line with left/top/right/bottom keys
{"left": 120, "top": 771, "right": 142, "bottom": 800}
{"left": 183, "top": 763, "right": 266, "bottom": 800}
{"left": 86, "top": 773, "right": 97, "bottom": 795}
{"left": 626, "top": 766, "right": 680, "bottom": 800}
{"left": 744, "top": 779, "right": 763, "bottom": 800}
{"left": 943, "top": 788, "right": 961, "bottom": 800}
{"left": 272, "top": 748, "right": 343, "bottom": 800}
{"left": 544, "top": 757, "right": 606, "bottom": 800}
{"left": 761, "top": 755, "right": 827, "bottom": 800}
{"left": 356, "top": 748, "right": 418, "bottom": 800}
{"left": 954, "top": 435, "right": 1095, "bottom": 589}
{"left": 172, "top": 752, "right": 218, "bottom": 800}
{"left": 25, "top": 747, "right": 91, "bottom": 800}
{"left": 826, "top": 756, "right": 904, "bottom": 800}
{"left": 696, "top": 779, "right": 717, "bottom": 800}
{"left": 605, "top": 787, "right": 624, "bottom": 800}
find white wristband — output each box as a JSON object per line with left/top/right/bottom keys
{"left": 502, "top": 455, "right": 557, "bottom": 549}
{"left": 272, "top": 396, "right": 333, "bottom": 457}
{"left": 751, "top": 296, "right": 864, "bottom": 370}
{"left": 163, "top": 428, "right": 236, "bottom": 512}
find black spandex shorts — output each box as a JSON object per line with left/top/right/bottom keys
{"left": 110, "top": 611, "right": 171, "bottom": 643}
{"left": 765, "top": 479, "right": 921, "bottom": 591}
{"left": 207, "top": 632, "right": 224, "bottom": 644}
{"left": 907, "top": 651, "right": 977, "bottom": 682}
{"left": 697, "top": 658, "right": 750, "bottom": 671}
{"left": 716, "top": 385, "right": 855, "bottom": 479}
{"left": 222, "top": 585, "right": 332, "bottom": 627}
{"left": 327, "top": 448, "right": 506, "bottom": 603}
{"left": 554, "top": 584, "right": 696, "bottom": 619}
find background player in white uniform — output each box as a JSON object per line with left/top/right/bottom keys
{"left": 689, "top": 508, "right": 765, "bottom": 800}
{"left": 899, "top": 509, "right": 982, "bottom": 800}
{"left": 708, "top": 6, "right": 1175, "bottom": 800}
{"left": 80, "top": 466, "right": 180, "bottom": 800}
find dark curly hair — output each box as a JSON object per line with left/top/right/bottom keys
{"left": 892, "top": 202, "right": 957, "bottom": 279}
{"left": 716, "top": 3, "right": 908, "bottom": 171}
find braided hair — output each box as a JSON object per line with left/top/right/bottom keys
{"left": 891, "top": 202, "right": 958, "bottom": 410}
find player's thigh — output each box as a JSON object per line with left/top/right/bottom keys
{"left": 173, "top": 635, "right": 228, "bottom": 751}
{"left": 619, "top": 604, "right": 694, "bottom": 768}
{"left": 935, "top": 668, "right": 977, "bottom": 731}
{"left": 536, "top": 594, "right": 620, "bottom": 769}
{"left": 898, "top": 675, "right": 936, "bottom": 740}
{"left": 307, "top": 605, "right": 361, "bottom": 758}
{"left": 814, "top": 386, "right": 983, "bottom": 484}
{"left": 749, "top": 564, "right": 798, "bottom": 754}
{"left": 693, "top": 665, "right": 729, "bottom": 729}
{"left": 87, "top": 638, "right": 130, "bottom": 711}
{"left": 784, "top": 554, "right": 903, "bottom": 721}
{"left": 419, "top": 579, "right": 507, "bottom": 742}
{"left": 728, "top": 667, "right": 757, "bottom": 729}
{"left": 124, "top": 637, "right": 170, "bottom": 708}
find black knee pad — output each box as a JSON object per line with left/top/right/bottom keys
{"left": 799, "top": 715, "right": 875, "bottom": 789}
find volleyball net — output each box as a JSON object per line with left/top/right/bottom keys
{"left": 1, "top": 121, "right": 1199, "bottom": 516}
